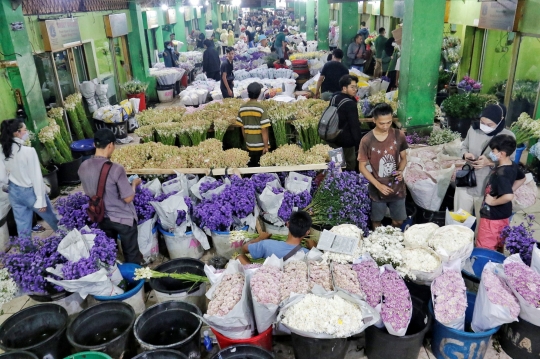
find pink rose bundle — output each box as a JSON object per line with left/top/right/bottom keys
{"left": 352, "top": 261, "right": 382, "bottom": 307}
{"left": 332, "top": 263, "right": 363, "bottom": 296}
{"left": 251, "top": 266, "right": 282, "bottom": 305}
{"left": 207, "top": 273, "right": 245, "bottom": 316}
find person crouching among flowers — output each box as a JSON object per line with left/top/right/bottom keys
{"left": 238, "top": 210, "right": 315, "bottom": 264}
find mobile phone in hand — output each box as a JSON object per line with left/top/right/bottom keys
{"left": 128, "top": 174, "right": 139, "bottom": 184}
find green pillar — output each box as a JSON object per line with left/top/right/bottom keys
{"left": 0, "top": 0, "right": 47, "bottom": 131}
{"left": 199, "top": 7, "right": 206, "bottom": 33}
{"left": 397, "top": 0, "right": 446, "bottom": 130}
{"left": 339, "top": 2, "right": 357, "bottom": 66}
{"left": 298, "top": 1, "right": 306, "bottom": 32}
{"left": 176, "top": 4, "right": 188, "bottom": 52}
{"left": 306, "top": 0, "right": 315, "bottom": 40}
{"left": 317, "top": 0, "right": 329, "bottom": 50}
{"left": 294, "top": 1, "right": 299, "bottom": 22}
{"left": 211, "top": 0, "right": 219, "bottom": 29}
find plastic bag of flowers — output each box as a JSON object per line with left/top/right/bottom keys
{"left": 307, "top": 248, "right": 333, "bottom": 292}
{"left": 142, "top": 178, "right": 163, "bottom": 196}
{"left": 134, "top": 186, "right": 159, "bottom": 262}
{"left": 321, "top": 224, "right": 364, "bottom": 264}
{"left": 204, "top": 260, "right": 256, "bottom": 339}
{"left": 250, "top": 254, "right": 284, "bottom": 333}
{"left": 191, "top": 176, "right": 227, "bottom": 201}
{"left": 403, "top": 159, "right": 454, "bottom": 212}
{"left": 431, "top": 269, "right": 467, "bottom": 330}
{"left": 403, "top": 223, "right": 439, "bottom": 248}
{"left": 428, "top": 225, "right": 474, "bottom": 268}
{"left": 532, "top": 245, "right": 540, "bottom": 274}
{"left": 512, "top": 173, "right": 538, "bottom": 212}
{"left": 503, "top": 254, "right": 540, "bottom": 326}
{"left": 471, "top": 262, "right": 519, "bottom": 332}
{"left": 331, "top": 262, "right": 365, "bottom": 299}
{"left": 280, "top": 251, "right": 309, "bottom": 303}
{"left": 162, "top": 172, "right": 199, "bottom": 195}
{"left": 380, "top": 265, "right": 413, "bottom": 336}
{"left": 400, "top": 246, "right": 442, "bottom": 285}
{"left": 258, "top": 184, "right": 286, "bottom": 226}
{"left": 45, "top": 228, "right": 124, "bottom": 298}
{"left": 285, "top": 171, "right": 312, "bottom": 194}
{"left": 277, "top": 289, "right": 380, "bottom": 339}
{"left": 352, "top": 254, "right": 383, "bottom": 322}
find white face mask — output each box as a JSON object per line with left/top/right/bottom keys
{"left": 21, "top": 133, "right": 29, "bottom": 142}
{"left": 480, "top": 123, "right": 496, "bottom": 134}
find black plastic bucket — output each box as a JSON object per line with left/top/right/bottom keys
{"left": 134, "top": 301, "right": 202, "bottom": 359}
{"left": 133, "top": 349, "right": 188, "bottom": 359}
{"left": 211, "top": 345, "right": 274, "bottom": 359}
{"left": 0, "top": 303, "right": 69, "bottom": 358}
{"left": 290, "top": 333, "right": 348, "bottom": 359}
{"left": 57, "top": 157, "right": 83, "bottom": 185}
{"left": 499, "top": 316, "right": 540, "bottom": 359}
{"left": 415, "top": 205, "right": 446, "bottom": 227}
{"left": 365, "top": 297, "right": 432, "bottom": 359}
{"left": 94, "top": 120, "right": 129, "bottom": 140}
{"left": 0, "top": 351, "right": 39, "bottom": 359}
{"left": 67, "top": 302, "right": 136, "bottom": 358}
{"left": 43, "top": 165, "right": 60, "bottom": 199}
{"left": 405, "top": 281, "right": 432, "bottom": 310}
{"left": 149, "top": 258, "right": 206, "bottom": 296}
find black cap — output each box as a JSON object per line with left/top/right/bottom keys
{"left": 94, "top": 128, "right": 116, "bottom": 149}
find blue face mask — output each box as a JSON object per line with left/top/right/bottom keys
{"left": 167, "top": 46, "right": 173, "bottom": 50}
{"left": 488, "top": 151, "right": 499, "bottom": 162}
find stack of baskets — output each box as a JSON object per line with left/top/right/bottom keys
{"left": 292, "top": 59, "right": 310, "bottom": 90}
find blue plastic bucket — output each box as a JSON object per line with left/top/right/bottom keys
{"left": 70, "top": 139, "right": 96, "bottom": 161}
{"left": 430, "top": 292, "right": 499, "bottom": 359}
{"left": 461, "top": 248, "right": 506, "bottom": 283}
{"left": 514, "top": 145, "right": 526, "bottom": 164}
{"left": 93, "top": 263, "right": 145, "bottom": 314}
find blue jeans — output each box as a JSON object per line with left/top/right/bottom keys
{"left": 351, "top": 65, "right": 364, "bottom": 73}
{"left": 276, "top": 47, "right": 284, "bottom": 59}
{"left": 249, "top": 41, "right": 254, "bottom": 48}
{"left": 8, "top": 182, "right": 58, "bottom": 236}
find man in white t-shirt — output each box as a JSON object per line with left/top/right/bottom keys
{"left": 395, "top": 57, "right": 401, "bottom": 87}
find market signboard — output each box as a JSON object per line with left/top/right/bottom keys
{"left": 144, "top": 10, "right": 159, "bottom": 29}
{"left": 393, "top": 0, "right": 404, "bottom": 19}
{"left": 104, "top": 13, "right": 129, "bottom": 38}
{"left": 478, "top": 0, "right": 518, "bottom": 31}
{"left": 40, "top": 18, "right": 82, "bottom": 52}
{"left": 166, "top": 8, "right": 177, "bottom": 24}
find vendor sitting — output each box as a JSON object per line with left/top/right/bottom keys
{"left": 237, "top": 211, "right": 314, "bottom": 264}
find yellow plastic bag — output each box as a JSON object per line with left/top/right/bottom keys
{"left": 449, "top": 209, "right": 472, "bottom": 223}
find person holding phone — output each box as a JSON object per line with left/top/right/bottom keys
{"left": 454, "top": 104, "right": 516, "bottom": 232}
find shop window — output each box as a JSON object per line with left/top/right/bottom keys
{"left": 481, "top": 30, "right": 514, "bottom": 104}
{"left": 34, "top": 53, "right": 59, "bottom": 108}
{"left": 507, "top": 36, "right": 540, "bottom": 124}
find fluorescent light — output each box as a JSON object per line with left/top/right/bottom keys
{"left": 190, "top": 0, "right": 199, "bottom": 5}
{"left": 205, "top": 0, "right": 209, "bottom": 5}
{"left": 161, "top": 3, "right": 168, "bottom": 10}
{"left": 179, "top": 6, "right": 185, "bottom": 12}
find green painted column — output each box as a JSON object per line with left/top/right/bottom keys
{"left": 397, "top": 0, "right": 446, "bottom": 130}
{"left": 298, "top": 1, "right": 306, "bottom": 32}
{"left": 211, "top": 0, "right": 219, "bottom": 30}
{"left": 339, "top": 2, "right": 357, "bottom": 66}
{"left": 306, "top": 0, "right": 315, "bottom": 40}
{"left": 294, "top": 1, "right": 299, "bottom": 22}
{"left": 0, "top": 0, "right": 47, "bottom": 131}
{"left": 175, "top": 4, "right": 188, "bottom": 52}
{"left": 199, "top": 8, "right": 206, "bottom": 33}
{"left": 317, "top": 0, "right": 329, "bottom": 50}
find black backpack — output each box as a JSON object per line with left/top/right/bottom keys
{"left": 318, "top": 96, "right": 352, "bottom": 142}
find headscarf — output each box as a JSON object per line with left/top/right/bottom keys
{"left": 477, "top": 103, "right": 507, "bottom": 137}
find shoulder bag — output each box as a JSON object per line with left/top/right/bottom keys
{"left": 455, "top": 143, "right": 490, "bottom": 188}
{"left": 87, "top": 161, "right": 113, "bottom": 223}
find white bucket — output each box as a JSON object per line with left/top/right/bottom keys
{"left": 120, "top": 285, "right": 146, "bottom": 315}
{"left": 159, "top": 227, "right": 203, "bottom": 259}
{"left": 157, "top": 88, "right": 174, "bottom": 103}
{"left": 262, "top": 220, "right": 289, "bottom": 236}
{"left": 211, "top": 231, "right": 237, "bottom": 259}
{"left": 0, "top": 222, "right": 9, "bottom": 253}
{"left": 54, "top": 292, "right": 86, "bottom": 317}
{"left": 152, "top": 283, "right": 207, "bottom": 313}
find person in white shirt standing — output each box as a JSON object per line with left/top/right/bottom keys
{"left": 0, "top": 119, "right": 58, "bottom": 236}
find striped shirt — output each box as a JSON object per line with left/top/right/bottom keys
{"left": 236, "top": 101, "right": 271, "bottom": 151}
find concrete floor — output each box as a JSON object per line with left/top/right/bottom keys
{"left": 2, "top": 178, "right": 539, "bottom": 358}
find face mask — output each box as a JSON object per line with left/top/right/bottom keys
{"left": 480, "top": 123, "right": 496, "bottom": 134}
{"left": 488, "top": 151, "right": 499, "bottom": 162}
{"left": 167, "top": 46, "right": 173, "bottom": 50}
{"left": 21, "top": 133, "right": 29, "bottom": 142}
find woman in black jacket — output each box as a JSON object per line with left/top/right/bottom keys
{"left": 202, "top": 39, "right": 221, "bottom": 81}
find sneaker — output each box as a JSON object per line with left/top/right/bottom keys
{"left": 32, "top": 224, "right": 46, "bottom": 233}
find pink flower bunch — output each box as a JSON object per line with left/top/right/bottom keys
{"left": 207, "top": 273, "right": 245, "bottom": 316}
{"left": 482, "top": 268, "right": 520, "bottom": 317}
{"left": 280, "top": 261, "right": 309, "bottom": 302}
{"left": 243, "top": 264, "right": 263, "bottom": 270}
{"left": 504, "top": 262, "right": 540, "bottom": 308}
{"left": 415, "top": 150, "right": 438, "bottom": 161}
{"left": 308, "top": 261, "right": 333, "bottom": 291}
{"left": 432, "top": 270, "right": 467, "bottom": 324}
{"left": 352, "top": 261, "right": 382, "bottom": 307}
{"left": 440, "top": 159, "right": 466, "bottom": 182}
{"left": 332, "top": 264, "right": 363, "bottom": 296}
{"left": 424, "top": 160, "right": 441, "bottom": 172}
{"left": 381, "top": 270, "right": 412, "bottom": 331}
{"left": 404, "top": 167, "right": 430, "bottom": 184}
{"left": 251, "top": 266, "right": 283, "bottom": 305}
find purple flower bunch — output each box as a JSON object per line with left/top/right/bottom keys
{"left": 134, "top": 186, "right": 156, "bottom": 225}
{"left": 221, "top": 176, "right": 256, "bottom": 219}
{"left": 251, "top": 173, "right": 277, "bottom": 193}
{"left": 155, "top": 191, "right": 178, "bottom": 202}
{"left": 431, "top": 270, "right": 467, "bottom": 324}
{"left": 482, "top": 268, "right": 519, "bottom": 317}
{"left": 352, "top": 260, "right": 382, "bottom": 307}
{"left": 405, "top": 133, "right": 429, "bottom": 146}
{"left": 176, "top": 197, "right": 193, "bottom": 226}
{"left": 57, "top": 192, "right": 91, "bottom": 230}
{"left": 502, "top": 214, "right": 536, "bottom": 265}
{"left": 61, "top": 228, "right": 117, "bottom": 280}
{"left": 458, "top": 76, "right": 482, "bottom": 92}
{"left": 278, "top": 190, "right": 312, "bottom": 222}
{"left": 200, "top": 180, "right": 223, "bottom": 195}
{"left": 381, "top": 269, "right": 412, "bottom": 332}
{"left": 362, "top": 98, "right": 372, "bottom": 117}
{"left": 3, "top": 234, "right": 67, "bottom": 294}
{"left": 306, "top": 162, "right": 371, "bottom": 236}
{"left": 504, "top": 261, "right": 540, "bottom": 308}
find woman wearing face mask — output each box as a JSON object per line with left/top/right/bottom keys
{"left": 455, "top": 103, "right": 516, "bottom": 227}
{"left": 0, "top": 119, "right": 59, "bottom": 236}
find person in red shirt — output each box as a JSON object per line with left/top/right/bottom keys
{"left": 273, "top": 58, "right": 288, "bottom": 69}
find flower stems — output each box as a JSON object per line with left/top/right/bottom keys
{"left": 272, "top": 119, "right": 288, "bottom": 147}
{"left": 134, "top": 267, "right": 209, "bottom": 283}
{"left": 67, "top": 109, "right": 84, "bottom": 140}
{"left": 76, "top": 102, "right": 94, "bottom": 138}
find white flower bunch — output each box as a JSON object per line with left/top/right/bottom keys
{"left": 280, "top": 261, "right": 309, "bottom": 302}
{"left": 332, "top": 263, "right": 364, "bottom": 297}
{"left": 403, "top": 223, "right": 439, "bottom": 247}
{"left": 0, "top": 268, "right": 18, "bottom": 305}
{"left": 282, "top": 294, "right": 366, "bottom": 337}
{"left": 428, "top": 225, "right": 474, "bottom": 258}
{"left": 363, "top": 226, "right": 404, "bottom": 269}
{"left": 322, "top": 224, "right": 363, "bottom": 264}
{"left": 207, "top": 273, "right": 245, "bottom": 317}
{"left": 400, "top": 247, "right": 441, "bottom": 274}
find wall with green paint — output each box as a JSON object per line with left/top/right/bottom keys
{"left": 480, "top": 30, "right": 514, "bottom": 94}
{"left": 0, "top": 41, "right": 17, "bottom": 121}
{"left": 518, "top": 0, "right": 540, "bottom": 35}
{"left": 448, "top": 0, "right": 480, "bottom": 27}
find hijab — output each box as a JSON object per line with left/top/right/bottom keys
{"left": 474, "top": 103, "right": 507, "bottom": 137}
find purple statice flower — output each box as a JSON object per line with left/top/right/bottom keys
{"left": 62, "top": 257, "right": 99, "bottom": 280}
{"left": 134, "top": 186, "right": 156, "bottom": 225}
{"left": 278, "top": 191, "right": 295, "bottom": 222}
{"left": 221, "top": 176, "right": 256, "bottom": 219}
{"left": 2, "top": 233, "right": 67, "bottom": 294}
{"left": 272, "top": 187, "right": 284, "bottom": 195}
{"left": 251, "top": 173, "right": 277, "bottom": 193}
{"left": 155, "top": 191, "right": 178, "bottom": 202}
{"left": 57, "top": 192, "right": 91, "bottom": 230}
{"left": 504, "top": 261, "right": 540, "bottom": 308}
{"left": 381, "top": 76, "right": 391, "bottom": 83}
{"left": 362, "top": 98, "right": 372, "bottom": 117}
{"left": 176, "top": 197, "right": 193, "bottom": 226}
{"left": 200, "top": 180, "right": 223, "bottom": 195}
{"left": 405, "top": 133, "right": 429, "bottom": 146}
{"left": 294, "top": 190, "right": 312, "bottom": 209}
{"left": 502, "top": 215, "right": 536, "bottom": 265}
{"left": 194, "top": 195, "right": 234, "bottom": 232}
{"left": 381, "top": 269, "right": 412, "bottom": 332}
{"left": 353, "top": 261, "right": 382, "bottom": 307}
{"left": 431, "top": 270, "right": 467, "bottom": 325}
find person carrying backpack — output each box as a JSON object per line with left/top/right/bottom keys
{"left": 322, "top": 74, "right": 362, "bottom": 172}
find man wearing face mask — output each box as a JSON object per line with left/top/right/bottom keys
{"left": 455, "top": 103, "right": 516, "bottom": 232}
{"left": 161, "top": 41, "right": 179, "bottom": 68}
